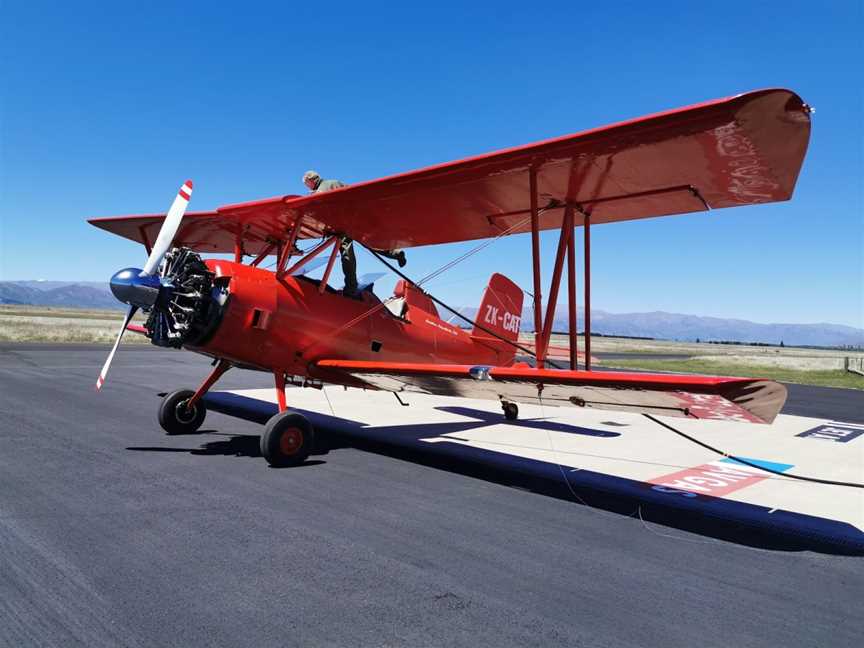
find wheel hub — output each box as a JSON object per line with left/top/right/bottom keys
{"left": 279, "top": 428, "right": 304, "bottom": 455}
{"left": 175, "top": 400, "right": 198, "bottom": 424}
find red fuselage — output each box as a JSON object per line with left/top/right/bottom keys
{"left": 191, "top": 260, "right": 512, "bottom": 380}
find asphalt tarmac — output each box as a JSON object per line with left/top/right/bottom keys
{"left": 1, "top": 344, "right": 862, "bottom": 647}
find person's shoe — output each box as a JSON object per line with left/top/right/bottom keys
{"left": 396, "top": 250, "right": 407, "bottom": 268}
{"left": 343, "top": 289, "right": 362, "bottom": 301}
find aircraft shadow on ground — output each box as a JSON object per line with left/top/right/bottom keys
{"left": 127, "top": 431, "right": 326, "bottom": 467}
{"left": 128, "top": 431, "right": 261, "bottom": 457}
{"left": 434, "top": 406, "right": 620, "bottom": 437}
{"left": 126, "top": 392, "right": 861, "bottom": 555}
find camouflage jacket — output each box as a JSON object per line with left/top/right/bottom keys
{"left": 313, "top": 178, "right": 345, "bottom": 193}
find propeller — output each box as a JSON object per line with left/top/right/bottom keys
{"left": 96, "top": 180, "right": 194, "bottom": 390}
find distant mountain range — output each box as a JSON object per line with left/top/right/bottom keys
{"left": 458, "top": 306, "right": 863, "bottom": 348}
{"left": 2, "top": 280, "right": 861, "bottom": 348}
{"left": 0, "top": 281, "right": 119, "bottom": 310}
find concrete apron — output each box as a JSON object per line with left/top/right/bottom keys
{"left": 204, "top": 387, "right": 864, "bottom": 555}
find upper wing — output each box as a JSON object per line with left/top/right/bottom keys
{"left": 314, "top": 360, "right": 787, "bottom": 424}
{"left": 88, "top": 198, "right": 327, "bottom": 256}
{"left": 90, "top": 89, "right": 810, "bottom": 253}
{"left": 284, "top": 88, "right": 810, "bottom": 250}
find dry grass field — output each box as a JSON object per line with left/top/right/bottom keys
{"left": 1, "top": 306, "right": 860, "bottom": 389}
{"left": 523, "top": 333, "right": 864, "bottom": 390}
{"left": 0, "top": 305, "right": 149, "bottom": 344}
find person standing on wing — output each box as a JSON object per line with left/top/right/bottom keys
{"left": 302, "top": 170, "right": 406, "bottom": 298}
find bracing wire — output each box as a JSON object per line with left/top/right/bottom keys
{"left": 298, "top": 211, "right": 564, "bottom": 361}
{"left": 363, "top": 244, "right": 561, "bottom": 363}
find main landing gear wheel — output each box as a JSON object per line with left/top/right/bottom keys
{"left": 260, "top": 411, "right": 315, "bottom": 467}
{"left": 158, "top": 389, "right": 207, "bottom": 435}
{"left": 502, "top": 401, "right": 519, "bottom": 421}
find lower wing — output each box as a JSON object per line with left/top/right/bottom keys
{"left": 314, "top": 360, "right": 787, "bottom": 424}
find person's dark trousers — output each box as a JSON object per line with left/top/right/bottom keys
{"left": 340, "top": 238, "right": 404, "bottom": 295}
{"left": 340, "top": 238, "right": 358, "bottom": 295}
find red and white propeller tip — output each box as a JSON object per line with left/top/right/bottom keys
{"left": 178, "top": 180, "right": 193, "bottom": 201}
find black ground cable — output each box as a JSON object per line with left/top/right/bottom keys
{"left": 361, "top": 244, "right": 567, "bottom": 370}
{"left": 644, "top": 414, "right": 864, "bottom": 489}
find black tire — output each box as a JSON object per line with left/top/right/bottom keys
{"left": 158, "top": 389, "right": 207, "bottom": 435}
{"left": 260, "top": 411, "right": 314, "bottom": 467}
{"left": 502, "top": 401, "right": 519, "bottom": 421}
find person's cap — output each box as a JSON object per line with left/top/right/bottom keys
{"left": 302, "top": 170, "right": 320, "bottom": 183}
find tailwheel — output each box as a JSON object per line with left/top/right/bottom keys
{"left": 502, "top": 401, "right": 519, "bottom": 421}
{"left": 158, "top": 389, "right": 207, "bottom": 434}
{"left": 260, "top": 411, "right": 315, "bottom": 467}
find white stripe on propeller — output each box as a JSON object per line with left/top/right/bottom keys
{"left": 95, "top": 305, "right": 138, "bottom": 391}
{"left": 141, "top": 180, "right": 194, "bottom": 276}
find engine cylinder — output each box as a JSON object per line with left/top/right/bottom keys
{"left": 144, "top": 249, "right": 229, "bottom": 348}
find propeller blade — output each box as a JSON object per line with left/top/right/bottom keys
{"left": 141, "top": 180, "right": 194, "bottom": 276}
{"left": 96, "top": 306, "right": 138, "bottom": 391}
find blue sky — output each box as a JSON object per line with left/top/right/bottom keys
{"left": 1, "top": 1, "right": 861, "bottom": 327}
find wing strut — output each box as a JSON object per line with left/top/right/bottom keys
{"left": 528, "top": 168, "right": 593, "bottom": 371}
{"left": 319, "top": 239, "right": 341, "bottom": 294}
{"left": 539, "top": 207, "right": 573, "bottom": 357}
{"left": 567, "top": 209, "right": 578, "bottom": 370}
{"left": 529, "top": 166, "right": 543, "bottom": 362}
{"left": 584, "top": 211, "right": 591, "bottom": 370}
{"left": 234, "top": 233, "right": 244, "bottom": 263}
{"left": 251, "top": 242, "right": 277, "bottom": 267}
{"left": 276, "top": 217, "right": 304, "bottom": 278}
{"left": 284, "top": 237, "right": 339, "bottom": 276}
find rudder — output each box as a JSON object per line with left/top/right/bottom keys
{"left": 472, "top": 273, "right": 523, "bottom": 346}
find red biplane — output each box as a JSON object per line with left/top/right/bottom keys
{"left": 90, "top": 88, "right": 810, "bottom": 467}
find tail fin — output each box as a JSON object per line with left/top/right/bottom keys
{"left": 472, "top": 273, "right": 523, "bottom": 350}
